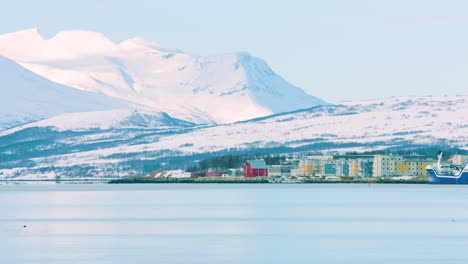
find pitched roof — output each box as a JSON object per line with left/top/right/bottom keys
{"left": 246, "top": 160, "right": 267, "bottom": 169}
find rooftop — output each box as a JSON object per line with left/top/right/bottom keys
{"left": 246, "top": 160, "right": 267, "bottom": 169}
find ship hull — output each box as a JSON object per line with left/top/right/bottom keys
{"left": 427, "top": 164, "right": 468, "bottom": 184}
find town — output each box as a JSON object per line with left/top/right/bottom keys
{"left": 110, "top": 153, "right": 468, "bottom": 184}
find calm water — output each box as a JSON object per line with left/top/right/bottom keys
{"left": 1, "top": 184, "right": 468, "bottom": 264}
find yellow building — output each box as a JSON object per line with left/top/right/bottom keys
{"left": 297, "top": 154, "right": 434, "bottom": 178}
{"left": 298, "top": 156, "right": 327, "bottom": 176}
{"left": 375, "top": 155, "right": 434, "bottom": 177}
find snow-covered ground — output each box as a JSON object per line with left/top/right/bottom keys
{"left": 146, "top": 170, "right": 191, "bottom": 178}
{"left": 1, "top": 109, "right": 196, "bottom": 135}
{"left": 0, "top": 95, "right": 466, "bottom": 179}
{"left": 0, "top": 29, "right": 466, "bottom": 179}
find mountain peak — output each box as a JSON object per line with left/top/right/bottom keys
{"left": 119, "top": 38, "right": 183, "bottom": 54}
{"left": 0, "top": 29, "right": 328, "bottom": 124}
{"left": 0, "top": 28, "right": 43, "bottom": 40}
{"left": 50, "top": 30, "right": 114, "bottom": 44}
{"left": 0, "top": 28, "right": 119, "bottom": 61}
{"left": 0, "top": 57, "right": 138, "bottom": 130}
{"left": 234, "top": 51, "right": 253, "bottom": 61}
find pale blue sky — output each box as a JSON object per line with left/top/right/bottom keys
{"left": 1, "top": 0, "right": 468, "bottom": 103}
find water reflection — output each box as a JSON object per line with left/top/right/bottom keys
{"left": 1, "top": 184, "right": 468, "bottom": 263}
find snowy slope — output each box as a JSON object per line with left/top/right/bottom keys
{"left": 0, "top": 96, "right": 466, "bottom": 178}
{"left": 0, "top": 56, "right": 144, "bottom": 130}
{"left": 2, "top": 109, "right": 195, "bottom": 134}
{"left": 0, "top": 29, "right": 327, "bottom": 123}
{"left": 70, "top": 96, "right": 464, "bottom": 156}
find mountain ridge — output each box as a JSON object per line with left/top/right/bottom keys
{"left": 0, "top": 56, "right": 147, "bottom": 131}
{"left": 0, "top": 28, "right": 328, "bottom": 124}
{"left": 0, "top": 95, "right": 465, "bottom": 179}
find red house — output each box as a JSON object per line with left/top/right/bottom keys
{"left": 244, "top": 160, "right": 268, "bottom": 177}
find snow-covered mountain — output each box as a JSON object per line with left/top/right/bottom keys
{"left": 0, "top": 29, "right": 465, "bottom": 180}
{"left": 0, "top": 56, "right": 142, "bottom": 130}
{"left": 0, "top": 29, "right": 327, "bottom": 124}
{"left": 0, "top": 96, "right": 466, "bottom": 179}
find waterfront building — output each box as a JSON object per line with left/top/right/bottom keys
{"left": 373, "top": 155, "right": 399, "bottom": 177}
{"left": 298, "top": 155, "right": 374, "bottom": 177}
{"left": 298, "top": 154, "right": 435, "bottom": 178}
{"left": 290, "top": 168, "right": 299, "bottom": 177}
{"left": 267, "top": 164, "right": 297, "bottom": 177}
{"left": 267, "top": 165, "right": 282, "bottom": 177}
{"left": 244, "top": 160, "right": 268, "bottom": 177}
{"left": 298, "top": 156, "right": 328, "bottom": 176}
{"left": 331, "top": 155, "right": 374, "bottom": 177}
{"left": 451, "top": 155, "right": 468, "bottom": 166}
{"left": 396, "top": 155, "right": 433, "bottom": 176}
{"left": 374, "top": 155, "right": 434, "bottom": 177}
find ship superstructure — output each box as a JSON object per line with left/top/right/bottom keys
{"left": 427, "top": 163, "right": 468, "bottom": 184}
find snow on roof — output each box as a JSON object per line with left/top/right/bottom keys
{"left": 246, "top": 160, "right": 267, "bottom": 169}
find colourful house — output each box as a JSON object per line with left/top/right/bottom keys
{"left": 244, "top": 160, "right": 268, "bottom": 177}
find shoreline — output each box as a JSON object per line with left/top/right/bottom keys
{"left": 0, "top": 179, "right": 119, "bottom": 183}
{"left": 107, "top": 176, "right": 447, "bottom": 185}
{"left": 1, "top": 177, "right": 465, "bottom": 185}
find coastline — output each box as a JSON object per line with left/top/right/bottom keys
{"left": 108, "top": 176, "right": 441, "bottom": 184}
{"left": 2, "top": 177, "right": 465, "bottom": 185}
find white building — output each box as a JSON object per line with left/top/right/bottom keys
{"left": 452, "top": 155, "right": 468, "bottom": 166}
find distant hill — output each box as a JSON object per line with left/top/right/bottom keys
{"left": 0, "top": 96, "right": 466, "bottom": 179}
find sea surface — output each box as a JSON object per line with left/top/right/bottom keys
{"left": 1, "top": 183, "right": 468, "bottom": 264}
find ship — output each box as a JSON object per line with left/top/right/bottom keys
{"left": 426, "top": 163, "right": 468, "bottom": 184}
